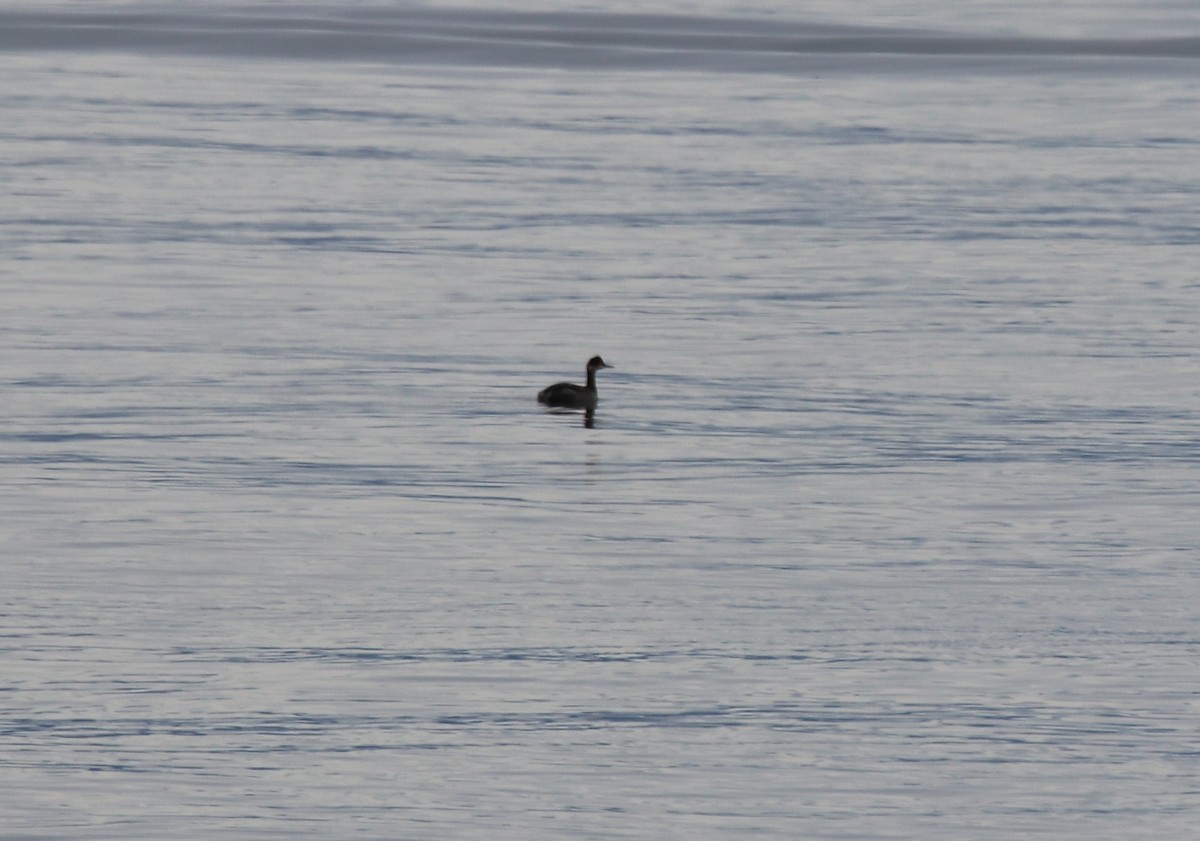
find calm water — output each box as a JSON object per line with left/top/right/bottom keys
{"left": 3, "top": 2, "right": 1199, "bottom": 838}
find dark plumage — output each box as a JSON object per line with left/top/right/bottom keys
{"left": 538, "top": 355, "right": 612, "bottom": 410}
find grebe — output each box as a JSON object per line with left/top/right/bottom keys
{"left": 538, "top": 356, "right": 612, "bottom": 410}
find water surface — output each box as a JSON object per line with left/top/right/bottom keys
{"left": 3, "top": 3, "right": 1199, "bottom": 839}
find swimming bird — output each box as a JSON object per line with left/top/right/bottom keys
{"left": 538, "top": 355, "right": 613, "bottom": 411}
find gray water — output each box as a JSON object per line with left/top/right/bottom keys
{"left": 3, "top": 2, "right": 1199, "bottom": 839}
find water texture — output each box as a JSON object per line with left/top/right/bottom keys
{"left": 2, "top": 2, "right": 1199, "bottom": 839}
{"left": 2, "top": 4, "right": 1199, "bottom": 73}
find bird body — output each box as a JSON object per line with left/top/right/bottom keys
{"left": 538, "top": 356, "right": 612, "bottom": 411}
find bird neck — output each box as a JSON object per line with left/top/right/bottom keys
{"left": 586, "top": 367, "right": 597, "bottom": 389}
